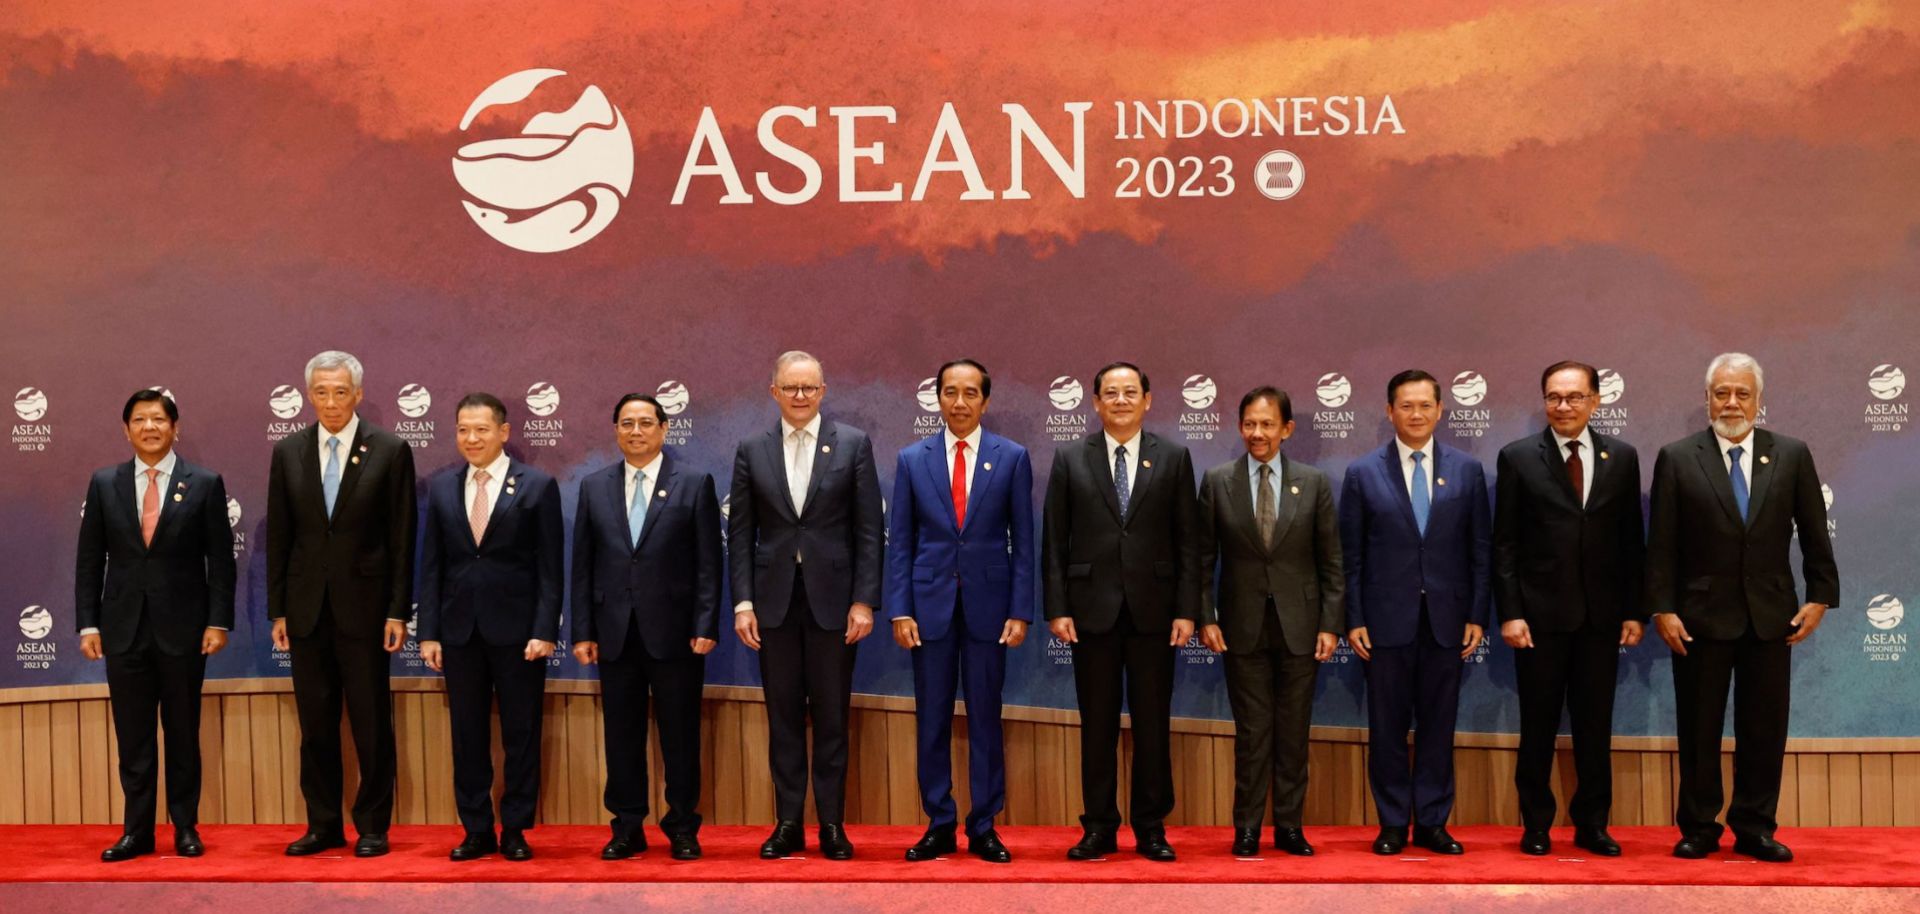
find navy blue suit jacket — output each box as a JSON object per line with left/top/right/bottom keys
{"left": 727, "top": 417, "right": 885, "bottom": 630}
{"left": 571, "top": 452, "right": 722, "bottom": 662}
{"left": 1339, "top": 440, "right": 1492, "bottom": 648}
{"left": 884, "top": 429, "right": 1036, "bottom": 642}
{"left": 415, "top": 458, "right": 564, "bottom": 647}
{"left": 75, "top": 456, "right": 236, "bottom": 656}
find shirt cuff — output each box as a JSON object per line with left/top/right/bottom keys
{"left": 208, "top": 627, "right": 229, "bottom": 632}
{"left": 734, "top": 601, "right": 754, "bottom": 615}
{"left": 79, "top": 628, "right": 99, "bottom": 636}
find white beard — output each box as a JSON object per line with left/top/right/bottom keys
{"left": 1711, "top": 415, "right": 1754, "bottom": 440}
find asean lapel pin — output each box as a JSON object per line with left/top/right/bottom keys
{"left": 657, "top": 489, "right": 668, "bottom": 499}
{"left": 1290, "top": 485, "right": 1300, "bottom": 495}
{"left": 982, "top": 462, "right": 992, "bottom": 471}
{"left": 1599, "top": 450, "right": 1610, "bottom": 460}
{"left": 821, "top": 444, "right": 831, "bottom": 454}
{"left": 1436, "top": 477, "right": 1447, "bottom": 487}
{"left": 1142, "top": 459, "right": 1153, "bottom": 469}
{"left": 1759, "top": 455, "right": 1770, "bottom": 465}
{"left": 173, "top": 493, "right": 184, "bottom": 502}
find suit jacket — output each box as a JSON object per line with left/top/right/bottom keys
{"left": 1042, "top": 431, "right": 1200, "bottom": 633}
{"left": 415, "top": 458, "right": 564, "bottom": 647}
{"left": 727, "top": 417, "right": 885, "bottom": 630}
{"left": 883, "top": 429, "right": 1036, "bottom": 643}
{"left": 74, "top": 456, "right": 236, "bottom": 656}
{"left": 1197, "top": 453, "right": 1344, "bottom": 656}
{"left": 1493, "top": 428, "right": 1646, "bottom": 633}
{"left": 572, "top": 452, "right": 723, "bottom": 662}
{"left": 1643, "top": 428, "right": 1838, "bottom": 641}
{"left": 1339, "top": 440, "right": 1492, "bottom": 648}
{"left": 266, "top": 420, "right": 417, "bottom": 637}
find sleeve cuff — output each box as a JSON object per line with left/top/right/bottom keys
{"left": 734, "top": 601, "right": 754, "bottom": 614}
{"left": 79, "top": 628, "right": 99, "bottom": 636}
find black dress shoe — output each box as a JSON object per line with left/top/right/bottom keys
{"left": 818, "top": 823, "right": 855, "bottom": 860}
{"left": 173, "top": 827, "right": 204, "bottom": 858}
{"left": 101, "top": 833, "right": 154, "bottom": 862}
{"left": 904, "top": 826, "right": 958, "bottom": 861}
{"left": 668, "top": 832, "right": 701, "bottom": 861}
{"left": 1574, "top": 827, "right": 1621, "bottom": 857}
{"left": 450, "top": 833, "right": 498, "bottom": 861}
{"left": 1134, "top": 828, "right": 1176, "bottom": 862}
{"left": 353, "top": 834, "right": 390, "bottom": 858}
{"left": 1520, "top": 829, "right": 1551, "bottom": 856}
{"left": 1732, "top": 835, "right": 1793, "bottom": 863}
{"left": 1067, "top": 829, "right": 1118, "bottom": 860}
{"left": 1372, "top": 826, "right": 1409, "bottom": 856}
{"left": 1273, "top": 826, "right": 1315, "bottom": 856}
{"left": 601, "top": 832, "right": 644, "bottom": 860}
{"left": 500, "top": 830, "right": 533, "bottom": 861}
{"left": 1231, "top": 827, "right": 1261, "bottom": 857}
{"left": 285, "top": 832, "right": 347, "bottom": 857}
{"left": 760, "top": 820, "right": 804, "bottom": 859}
{"left": 968, "top": 830, "right": 1012, "bottom": 864}
{"left": 1413, "top": 825, "right": 1464, "bottom": 855}
{"left": 1672, "top": 834, "right": 1718, "bottom": 859}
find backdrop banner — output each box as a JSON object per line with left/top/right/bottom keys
{"left": 3, "top": 2, "right": 1915, "bottom": 738}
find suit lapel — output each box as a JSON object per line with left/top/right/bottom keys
{"left": 476, "top": 459, "right": 520, "bottom": 549}
{"left": 635, "top": 455, "right": 676, "bottom": 549}
{"left": 607, "top": 462, "right": 638, "bottom": 551}
{"left": 1123, "top": 434, "right": 1156, "bottom": 526}
{"left": 1269, "top": 454, "right": 1303, "bottom": 552}
{"left": 299, "top": 425, "right": 330, "bottom": 521}
{"left": 800, "top": 420, "right": 835, "bottom": 518}
{"left": 1224, "top": 456, "right": 1260, "bottom": 553}
{"left": 114, "top": 462, "right": 141, "bottom": 550}
{"left": 1692, "top": 432, "right": 1743, "bottom": 526}
{"left": 1538, "top": 429, "right": 1581, "bottom": 508}
{"left": 1382, "top": 444, "right": 1421, "bottom": 535}
{"left": 919, "top": 435, "right": 960, "bottom": 531}
{"left": 328, "top": 421, "right": 372, "bottom": 522}
{"left": 1743, "top": 430, "right": 1776, "bottom": 528}
{"left": 149, "top": 460, "right": 193, "bottom": 547}
{"left": 767, "top": 424, "right": 801, "bottom": 520}
{"left": 1090, "top": 435, "right": 1124, "bottom": 525}
{"left": 1585, "top": 430, "right": 1615, "bottom": 512}
{"left": 966, "top": 434, "right": 999, "bottom": 530}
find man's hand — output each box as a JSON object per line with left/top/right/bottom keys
{"left": 846, "top": 602, "right": 875, "bottom": 644}
{"left": 1461, "top": 623, "right": 1485, "bottom": 659}
{"left": 1170, "top": 618, "right": 1195, "bottom": 647}
{"left": 1786, "top": 602, "right": 1828, "bottom": 645}
{"left": 271, "top": 618, "right": 290, "bottom": 651}
{"left": 1200, "top": 624, "right": 1227, "bottom": 654}
{"left": 893, "top": 617, "right": 922, "bottom": 649}
{"left": 420, "top": 640, "right": 443, "bottom": 672}
{"left": 80, "top": 633, "right": 103, "bottom": 660}
{"left": 735, "top": 611, "right": 761, "bottom": 651}
{"left": 384, "top": 620, "right": 407, "bottom": 653}
{"left": 690, "top": 637, "right": 717, "bottom": 655}
{"left": 1501, "top": 619, "right": 1534, "bottom": 649}
{"left": 1347, "top": 627, "right": 1372, "bottom": 661}
{"left": 1653, "top": 613, "right": 1692, "bottom": 656}
{"left": 1049, "top": 617, "right": 1078, "bottom": 644}
{"left": 1000, "top": 619, "right": 1028, "bottom": 647}
{"left": 1314, "top": 632, "right": 1337, "bottom": 662}
{"left": 524, "top": 639, "right": 555, "bottom": 662}
{"left": 573, "top": 641, "right": 599, "bottom": 665}
{"left": 1619, "top": 620, "right": 1645, "bottom": 647}
{"left": 201, "top": 628, "right": 227, "bottom": 656}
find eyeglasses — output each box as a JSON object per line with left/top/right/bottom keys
{"left": 777, "top": 385, "right": 823, "bottom": 400}
{"left": 1543, "top": 394, "right": 1592, "bottom": 408}
{"left": 1099, "top": 390, "right": 1142, "bottom": 403}
{"left": 616, "top": 418, "right": 662, "bottom": 431}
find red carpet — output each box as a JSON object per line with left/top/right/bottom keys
{"left": 0, "top": 825, "right": 1912, "bottom": 887}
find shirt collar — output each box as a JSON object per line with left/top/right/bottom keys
{"left": 1551, "top": 426, "right": 1595, "bottom": 456}
{"left": 468, "top": 451, "right": 510, "bottom": 484}
{"left": 134, "top": 450, "right": 178, "bottom": 477}
{"left": 1104, "top": 429, "right": 1140, "bottom": 453}
{"left": 783, "top": 413, "right": 823, "bottom": 441}
{"left": 1714, "top": 429, "right": 1754, "bottom": 457}
{"left": 626, "top": 451, "right": 665, "bottom": 484}
{"left": 1246, "top": 451, "right": 1283, "bottom": 478}
{"left": 320, "top": 414, "right": 360, "bottom": 448}
{"left": 945, "top": 425, "right": 983, "bottom": 455}
{"left": 1395, "top": 437, "right": 1434, "bottom": 465}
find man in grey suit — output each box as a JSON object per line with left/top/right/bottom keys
{"left": 1198, "top": 386, "right": 1342, "bottom": 858}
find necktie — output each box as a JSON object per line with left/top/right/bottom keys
{"left": 1728, "top": 445, "right": 1749, "bottom": 522}
{"left": 1255, "top": 463, "right": 1276, "bottom": 549}
{"left": 1565, "top": 441, "right": 1585, "bottom": 506}
{"left": 629, "top": 470, "right": 648, "bottom": 548}
{"left": 1411, "top": 451, "right": 1430, "bottom": 536}
{"left": 1114, "top": 444, "right": 1131, "bottom": 522}
{"left": 141, "top": 468, "right": 161, "bottom": 546}
{"left": 323, "top": 436, "right": 342, "bottom": 517}
{"left": 789, "top": 429, "right": 810, "bottom": 514}
{"left": 951, "top": 440, "right": 969, "bottom": 530}
{"left": 469, "top": 469, "right": 492, "bottom": 544}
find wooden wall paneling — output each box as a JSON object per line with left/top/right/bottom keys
{"left": 1452, "top": 747, "right": 1488, "bottom": 827}
{"left": 1003, "top": 720, "right": 1035, "bottom": 827}
{"left": 1165, "top": 731, "right": 1189, "bottom": 826}
{"left": 1890, "top": 754, "right": 1919, "bottom": 827}
{"left": 420, "top": 692, "right": 454, "bottom": 824}
{"left": 1484, "top": 748, "right": 1518, "bottom": 827}
{"left": 709, "top": 699, "right": 743, "bottom": 824}
{"left": 738, "top": 701, "right": 772, "bottom": 825}
{"left": 537, "top": 692, "right": 567, "bottom": 825}
{"left": 1330, "top": 742, "right": 1367, "bottom": 825}
{"left": 1859, "top": 753, "right": 1892, "bottom": 827}
{"left": 392, "top": 692, "right": 425, "bottom": 825}
{"left": 220, "top": 695, "right": 254, "bottom": 823}
{"left": 196, "top": 697, "right": 224, "bottom": 825}
{"left": 1303, "top": 740, "right": 1333, "bottom": 825}
{"left": 1797, "top": 752, "right": 1830, "bottom": 827}
{"left": 49, "top": 700, "right": 81, "bottom": 823}
{"left": 246, "top": 694, "right": 282, "bottom": 824}
{"left": 1638, "top": 751, "right": 1670, "bottom": 826}
{"left": 886, "top": 710, "right": 919, "bottom": 825}
{"left": 0, "top": 705, "right": 26, "bottom": 823}
{"left": 1827, "top": 753, "right": 1862, "bottom": 827}
{"left": 1610, "top": 748, "right": 1642, "bottom": 826}
{"left": 563, "top": 694, "right": 599, "bottom": 827}
{"left": 79, "top": 699, "right": 111, "bottom": 824}
{"left": 1211, "top": 735, "right": 1233, "bottom": 826}
{"left": 1777, "top": 753, "right": 1799, "bottom": 827}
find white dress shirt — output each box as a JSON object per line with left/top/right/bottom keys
{"left": 1551, "top": 427, "right": 1596, "bottom": 506}
{"left": 945, "top": 425, "right": 983, "bottom": 492}
{"left": 1104, "top": 430, "right": 1141, "bottom": 495}
{"left": 623, "top": 451, "right": 665, "bottom": 521}
{"left": 1247, "top": 451, "right": 1283, "bottom": 517}
{"left": 466, "top": 452, "right": 511, "bottom": 528}
{"left": 737, "top": 415, "right": 823, "bottom": 616}
{"left": 317, "top": 413, "right": 361, "bottom": 473}
{"left": 1395, "top": 437, "right": 1435, "bottom": 502}
{"left": 1714, "top": 430, "right": 1755, "bottom": 486}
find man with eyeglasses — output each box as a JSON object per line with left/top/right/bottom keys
{"left": 730, "top": 351, "right": 884, "bottom": 860}
{"left": 1646, "top": 353, "right": 1836, "bottom": 863}
{"left": 1044, "top": 361, "right": 1199, "bottom": 862}
{"left": 572, "top": 392, "right": 722, "bottom": 861}
{"left": 1492, "top": 362, "right": 1645, "bottom": 857}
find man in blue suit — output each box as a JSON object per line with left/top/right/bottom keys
{"left": 887, "top": 359, "right": 1033, "bottom": 864}
{"left": 572, "top": 392, "right": 722, "bottom": 861}
{"left": 1340, "top": 369, "right": 1490, "bottom": 856}
{"left": 416, "top": 393, "right": 563, "bottom": 862}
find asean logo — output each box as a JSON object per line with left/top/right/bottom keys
{"left": 1868, "top": 364, "right": 1905, "bottom": 401}
{"left": 13, "top": 387, "right": 48, "bottom": 421}
{"left": 916, "top": 378, "right": 941, "bottom": 413}
{"left": 526, "top": 382, "right": 561, "bottom": 417}
{"left": 396, "top": 383, "right": 433, "bottom": 419}
{"left": 1597, "top": 368, "right": 1625, "bottom": 405}
{"left": 269, "top": 385, "right": 304, "bottom": 419}
{"left": 453, "top": 69, "right": 634, "bottom": 253}
{"left": 1866, "top": 594, "right": 1903, "bottom": 631}
{"left": 1315, "top": 373, "right": 1351, "bottom": 408}
{"left": 1451, "top": 371, "right": 1488, "bottom": 406}
{"left": 1048, "top": 376, "right": 1084, "bottom": 411}
{"left": 18, "top": 606, "right": 53, "bottom": 640}
{"left": 1181, "top": 375, "right": 1217, "bottom": 410}
{"left": 656, "top": 380, "right": 691, "bottom": 416}
{"left": 227, "top": 496, "right": 243, "bottom": 529}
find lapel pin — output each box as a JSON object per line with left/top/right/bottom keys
{"left": 173, "top": 493, "right": 184, "bottom": 502}
{"left": 982, "top": 462, "right": 992, "bottom": 471}
{"left": 657, "top": 489, "right": 668, "bottom": 499}
{"left": 1142, "top": 459, "right": 1153, "bottom": 469}
{"left": 1436, "top": 477, "right": 1447, "bottom": 486}
{"left": 176, "top": 481, "right": 187, "bottom": 489}
{"left": 1759, "top": 455, "right": 1770, "bottom": 464}
{"left": 351, "top": 456, "right": 361, "bottom": 465}
{"left": 1291, "top": 485, "right": 1300, "bottom": 495}
{"left": 1600, "top": 451, "right": 1610, "bottom": 460}
{"left": 821, "top": 444, "right": 831, "bottom": 454}
{"left": 358, "top": 444, "right": 368, "bottom": 453}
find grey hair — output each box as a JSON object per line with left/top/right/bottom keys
{"left": 771, "top": 350, "right": 824, "bottom": 384}
{"left": 1705, "top": 352, "right": 1764, "bottom": 395}
{"left": 305, "top": 350, "right": 366, "bottom": 390}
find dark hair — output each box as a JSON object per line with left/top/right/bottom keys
{"left": 1386, "top": 369, "right": 1441, "bottom": 404}
{"left": 936, "top": 359, "right": 992, "bottom": 400}
{"left": 454, "top": 392, "right": 508, "bottom": 424}
{"left": 1539, "top": 360, "right": 1599, "bottom": 394}
{"left": 122, "top": 389, "right": 178, "bottom": 424}
{"left": 1093, "top": 361, "right": 1150, "bottom": 394}
{"left": 1238, "top": 386, "right": 1294, "bottom": 423}
{"left": 611, "top": 393, "right": 666, "bottom": 424}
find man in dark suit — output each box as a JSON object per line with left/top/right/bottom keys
{"left": 1044, "top": 361, "right": 1198, "bottom": 863}
{"left": 1494, "top": 361, "right": 1645, "bottom": 857}
{"left": 730, "top": 351, "right": 883, "bottom": 861}
{"left": 1647, "top": 352, "right": 1837, "bottom": 863}
{"left": 573, "top": 392, "right": 721, "bottom": 861}
{"left": 75, "top": 389, "right": 234, "bottom": 861}
{"left": 1197, "top": 386, "right": 1342, "bottom": 858}
{"left": 267, "top": 350, "right": 416, "bottom": 858}
{"left": 886, "top": 359, "right": 1033, "bottom": 864}
{"left": 1341, "top": 369, "right": 1490, "bottom": 856}
{"left": 416, "top": 393, "right": 563, "bottom": 862}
